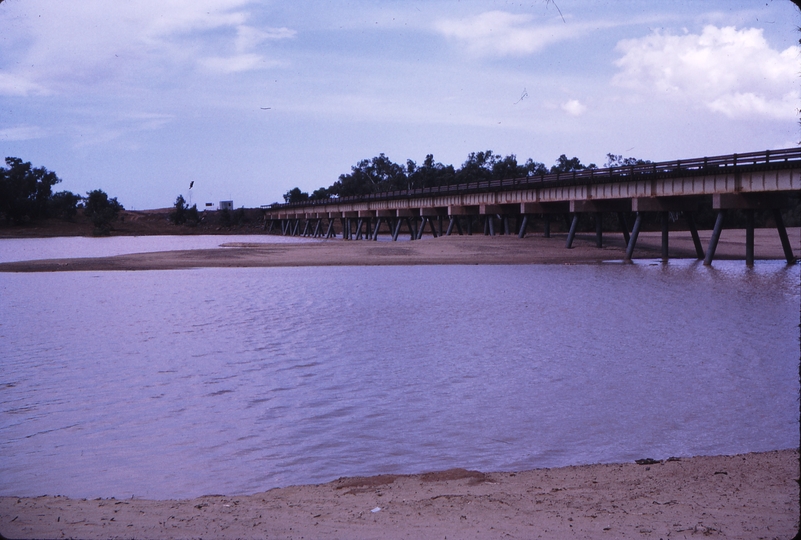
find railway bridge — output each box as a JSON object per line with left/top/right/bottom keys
{"left": 264, "top": 148, "right": 800, "bottom": 265}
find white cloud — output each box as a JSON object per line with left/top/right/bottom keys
{"left": 0, "top": 0, "right": 296, "bottom": 92}
{"left": 0, "top": 124, "right": 48, "bottom": 141}
{"left": 200, "top": 54, "right": 282, "bottom": 74}
{"left": 561, "top": 99, "right": 587, "bottom": 116}
{"left": 435, "top": 11, "right": 588, "bottom": 56}
{"left": 0, "top": 73, "right": 49, "bottom": 97}
{"left": 613, "top": 25, "right": 800, "bottom": 120}
{"left": 235, "top": 26, "right": 295, "bottom": 53}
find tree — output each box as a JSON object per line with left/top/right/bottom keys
{"left": 169, "top": 195, "right": 188, "bottom": 224}
{"left": 455, "top": 150, "right": 500, "bottom": 183}
{"left": 310, "top": 187, "right": 332, "bottom": 200}
{"left": 0, "top": 157, "right": 62, "bottom": 223}
{"left": 522, "top": 158, "right": 548, "bottom": 177}
{"left": 604, "top": 154, "right": 652, "bottom": 168}
{"left": 550, "top": 154, "right": 597, "bottom": 173}
{"left": 330, "top": 153, "right": 407, "bottom": 196}
{"left": 49, "top": 190, "right": 82, "bottom": 220}
{"left": 84, "top": 189, "right": 123, "bottom": 235}
{"left": 406, "top": 155, "right": 455, "bottom": 190}
{"left": 283, "top": 187, "right": 310, "bottom": 203}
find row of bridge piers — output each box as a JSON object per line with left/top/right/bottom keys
{"left": 267, "top": 192, "right": 796, "bottom": 266}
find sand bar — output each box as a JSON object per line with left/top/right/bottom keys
{"left": 0, "top": 228, "right": 799, "bottom": 272}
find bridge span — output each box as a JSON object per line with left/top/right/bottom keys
{"left": 264, "top": 148, "right": 800, "bottom": 265}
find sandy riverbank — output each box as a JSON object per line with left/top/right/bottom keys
{"left": 1, "top": 450, "right": 797, "bottom": 539}
{"left": 0, "top": 227, "right": 798, "bottom": 272}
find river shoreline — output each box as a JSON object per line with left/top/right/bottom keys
{"left": 1, "top": 449, "right": 797, "bottom": 539}
{"left": 1, "top": 227, "right": 799, "bottom": 272}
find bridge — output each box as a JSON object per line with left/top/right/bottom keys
{"left": 264, "top": 148, "right": 800, "bottom": 265}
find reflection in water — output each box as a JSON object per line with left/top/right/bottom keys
{"left": 1, "top": 260, "right": 798, "bottom": 499}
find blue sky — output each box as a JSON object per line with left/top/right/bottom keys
{"left": 1, "top": 0, "right": 799, "bottom": 209}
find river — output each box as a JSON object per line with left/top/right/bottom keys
{"left": 0, "top": 239, "right": 798, "bottom": 499}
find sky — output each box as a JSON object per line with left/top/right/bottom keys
{"left": 1, "top": 0, "right": 799, "bottom": 210}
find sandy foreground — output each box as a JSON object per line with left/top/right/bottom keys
{"left": 0, "top": 451, "right": 798, "bottom": 540}
{"left": 0, "top": 228, "right": 799, "bottom": 272}
{"left": 1, "top": 228, "right": 799, "bottom": 539}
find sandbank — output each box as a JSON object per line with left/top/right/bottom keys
{"left": 0, "top": 228, "right": 799, "bottom": 272}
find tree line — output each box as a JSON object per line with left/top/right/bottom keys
{"left": 0, "top": 157, "right": 123, "bottom": 234}
{"left": 283, "top": 151, "right": 650, "bottom": 203}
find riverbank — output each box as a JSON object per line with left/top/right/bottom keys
{"left": 0, "top": 227, "right": 798, "bottom": 272}
{"left": 1, "top": 449, "right": 797, "bottom": 539}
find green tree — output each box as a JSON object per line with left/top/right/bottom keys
{"left": 331, "top": 153, "right": 407, "bottom": 196}
{"left": 0, "top": 157, "right": 62, "bottom": 223}
{"left": 604, "top": 154, "right": 652, "bottom": 168}
{"left": 84, "top": 189, "right": 123, "bottom": 235}
{"left": 169, "top": 195, "right": 188, "bottom": 224}
{"left": 283, "top": 187, "right": 310, "bottom": 203}
{"left": 310, "top": 187, "right": 332, "bottom": 200}
{"left": 550, "top": 154, "right": 597, "bottom": 173}
{"left": 522, "top": 158, "right": 548, "bottom": 177}
{"left": 49, "top": 190, "right": 82, "bottom": 220}
{"left": 406, "top": 155, "right": 455, "bottom": 189}
{"left": 455, "top": 150, "right": 500, "bottom": 183}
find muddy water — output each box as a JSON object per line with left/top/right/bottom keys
{"left": 1, "top": 260, "right": 798, "bottom": 499}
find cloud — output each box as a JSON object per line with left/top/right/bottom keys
{"left": 200, "top": 54, "right": 283, "bottom": 74}
{"left": 235, "top": 25, "right": 296, "bottom": 53}
{"left": 613, "top": 25, "right": 800, "bottom": 119}
{"left": 435, "top": 11, "right": 587, "bottom": 56}
{"left": 198, "top": 24, "right": 295, "bottom": 73}
{"left": 0, "top": 73, "right": 49, "bottom": 97}
{"left": 561, "top": 99, "right": 586, "bottom": 116}
{"left": 0, "top": 124, "right": 48, "bottom": 141}
{"left": 1, "top": 0, "right": 296, "bottom": 93}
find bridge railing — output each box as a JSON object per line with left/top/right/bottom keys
{"left": 274, "top": 147, "right": 801, "bottom": 209}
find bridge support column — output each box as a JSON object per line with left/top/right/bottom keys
{"left": 565, "top": 214, "right": 579, "bottom": 249}
{"left": 661, "top": 211, "right": 670, "bottom": 262}
{"left": 703, "top": 211, "right": 725, "bottom": 266}
{"left": 571, "top": 200, "right": 631, "bottom": 249}
{"left": 617, "top": 213, "right": 630, "bottom": 245}
{"left": 686, "top": 213, "right": 704, "bottom": 259}
{"left": 624, "top": 213, "right": 643, "bottom": 262}
{"left": 745, "top": 209, "right": 755, "bottom": 266}
{"left": 595, "top": 212, "right": 603, "bottom": 248}
{"left": 325, "top": 219, "right": 335, "bottom": 238}
{"left": 544, "top": 215, "right": 551, "bottom": 238}
{"left": 707, "top": 193, "right": 795, "bottom": 265}
{"left": 773, "top": 209, "right": 796, "bottom": 263}
{"left": 518, "top": 215, "right": 529, "bottom": 238}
